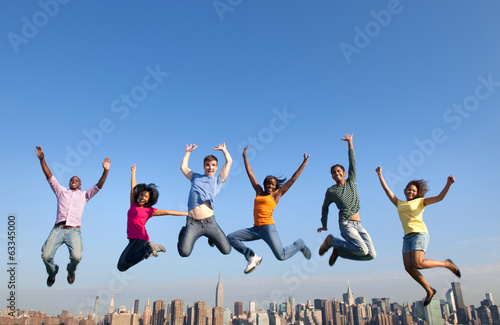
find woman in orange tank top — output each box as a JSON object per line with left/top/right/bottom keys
{"left": 227, "top": 146, "right": 311, "bottom": 274}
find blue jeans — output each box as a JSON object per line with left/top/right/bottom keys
{"left": 177, "top": 216, "right": 231, "bottom": 257}
{"left": 402, "top": 232, "right": 430, "bottom": 253}
{"left": 330, "top": 220, "right": 376, "bottom": 260}
{"left": 117, "top": 239, "right": 153, "bottom": 272}
{"left": 227, "top": 223, "right": 306, "bottom": 261}
{"left": 41, "top": 227, "right": 83, "bottom": 277}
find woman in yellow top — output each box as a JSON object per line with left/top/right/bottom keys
{"left": 227, "top": 146, "right": 311, "bottom": 274}
{"left": 376, "top": 166, "right": 461, "bottom": 306}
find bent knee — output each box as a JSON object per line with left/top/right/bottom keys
{"left": 414, "top": 262, "right": 425, "bottom": 270}
{"left": 70, "top": 253, "right": 82, "bottom": 262}
{"left": 177, "top": 247, "right": 191, "bottom": 258}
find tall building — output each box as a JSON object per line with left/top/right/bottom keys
{"left": 134, "top": 300, "right": 139, "bottom": 315}
{"left": 331, "top": 299, "right": 342, "bottom": 325}
{"left": 152, "top": 300, "right": 166, "bottom": 325}
{"left": 452, "top": 282, "right": 468, "bottom": 324}
{"left": 234, "top": 302, "right": 243, "bottom": 317}
{"left": 170, "top": 299, "right": 184, "bottom": 325}
{"left": 477, "top": 305, "right": 493, "bottom": 325}
{"left": 314, "top": 299, "right": 327, "bottom": 325}
{"left": 194, "top": 301, "right": 207, "bottom": 325}
{"left": 94, "top": 297, "right": 99, "bottom": 316}
{"left": 213, "top": 306, "right": 224, "bottom": 325}
{"left": 186, "top": 305, "right": 195, "bottom": 325}
{"left": 269, "top": 302, "right": 277, "bottom": 313}
{"left": 486, "top": 293, "right": 495, "bottom": 305}
{"left": 343, "top": 282, "right": 354, "bottom": 306}
{"left": 489, "top": 305, "right": 500, "bottom": 325}
{"left": 289, "top": 291, "right": 295, "bottom": 323}
{"left": 109, "top": 295, "right": 115, "bottom": 314}
{"left": 143, "top": 299, "right": 152, "bottom": 325}
{"left": 446, "top": 289, "right": 456, "bottom": 313}
{"left": 216, "top": 273, "right": 223, "bottom": 308}
{"left": 249, "top": 301, "right": 257, "bottom": 312}
{"left": 424, "top": 299, "right": 442, "bottom": 325}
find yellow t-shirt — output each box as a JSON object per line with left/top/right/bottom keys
{"left": 397, "top": 197, "right": 428, "bottom": 235}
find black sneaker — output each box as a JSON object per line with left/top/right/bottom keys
{"left": 67, "top": 271, "right": 75, "bottom": 284}
{"left": 47, "top": 265, "right": 59, "bottom": 287}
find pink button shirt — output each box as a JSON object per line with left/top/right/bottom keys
{"left": 47, "top": 176, "right": 100, "bottom": 227}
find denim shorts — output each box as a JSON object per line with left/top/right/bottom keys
{"left": 402, "top": 232, "right": 429, "bottom": 253}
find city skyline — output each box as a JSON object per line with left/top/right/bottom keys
{"left": 3, "top": 279, "right": 498, "bottom": 325}
{"left": 4, "top": 275, "right": 498, "bottom": 319}
{"left": 1, "top": 1, "right": 500, "bottom": 321}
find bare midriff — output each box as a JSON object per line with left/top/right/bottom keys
{"left": 188, "top": 202, "right": 213, "bottom": 220}
{"left": 348, "top": 212, "right": 361, "bottom": 221}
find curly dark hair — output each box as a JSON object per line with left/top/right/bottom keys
{"left": 405, "top": 179, "right": 429, "bottom": 199}
{"left": 263, "top": 175, "right": 287, "bottom": 190}
{"left": 330, "top": 164, "right": 345, "bottom": 175}
{"left": 133, "top": 183, "right": 159, "bottom": 207}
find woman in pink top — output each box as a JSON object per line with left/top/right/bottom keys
{"left": 117, "top": 165, "right": 187, "bottom": 272}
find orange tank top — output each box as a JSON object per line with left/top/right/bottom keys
{"left": 253, "top": 192, "right": 277, "bottom": 226}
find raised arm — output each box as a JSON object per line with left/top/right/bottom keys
{"left": 181, "top": 144, "right": 197, "bottom": 180}
{"left": 35, "top": 146, "right": 52, "bottom": 179}
{"left": 274, "top": 153, "right": 309, "bottom": 202}
{"left": 341, "top": 133, "right": 354, "bottom": 150}
{"left": 423, "top": 175, "right": 455, "bottom": 206}
{"left": 242, "top": 146, "right": 262, "bottom": 194}
{"left": 375, "top": 166, "right": 398, "bottom": 206}
{"left": 153, "top": 209, "right": 189, "bottom": 216}
{"left": 96, "top": 157, "right": 111, "bottom": 189}
{"left": 130, "top": 165, "right": 137, "bottom": 205}
{"left": 215, "top": 142, "right": 232, "bottom": 182}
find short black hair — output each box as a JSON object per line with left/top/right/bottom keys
{"left": 330, "top": 164, "right": 345, "bottom": 175}
{"left": 263, "top": 175, "right": 287, "bottom": 190}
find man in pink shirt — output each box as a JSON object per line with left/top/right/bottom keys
{"left": 35, "top": 146, "right": 111, "bottom": 287}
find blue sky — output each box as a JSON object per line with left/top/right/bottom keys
{"left": 1, "top": 0, "right": 500, "bottom": 317}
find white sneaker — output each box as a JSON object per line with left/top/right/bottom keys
{"left": 149, "top": 242, "right": 166, "bottom": 257}
{"left": 244, "top": 254, "right": 262, "bottom": 274}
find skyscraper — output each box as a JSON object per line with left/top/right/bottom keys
{"left": 109, "top": 295, "right": 115, "bottom": 314}
{"left": 446, "top": 289, "right": 456, "bottom": 313}
{"left": 452, "top": 282, "right": 468, "bottom": 324}
{"left": 424, "top": 299, "right": 442, "bottom": 325}
{"left": 234, "top": 302, "right": 243, "bottom": 317}
{"left": 343, "top": 282, "right": 354, "bottom": 306}
{"left": 134, "top": 300, "right": 139, "bottom": 315}
{"left": 170, "top": 299, "right": 184, "bottom": 325}
{"left": 249, "top": 301, "right": 257, "bottom": 312}
{"left": 194, "top": 301, "right": 207, "bottom": 325}
{"left": 94, "top": 296, "right": 99, "bottom": 316}
{"left": 143, "top": 299, "right": 152, "bottom": 325}
{"left": 152, "top": 300, "right": 166, "bottom": 325}
{"left": 213, "top": 306, "right": 224, "bottom": 325}
{"left": 216, "top": 273, "right": 223, "bottom": 308}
